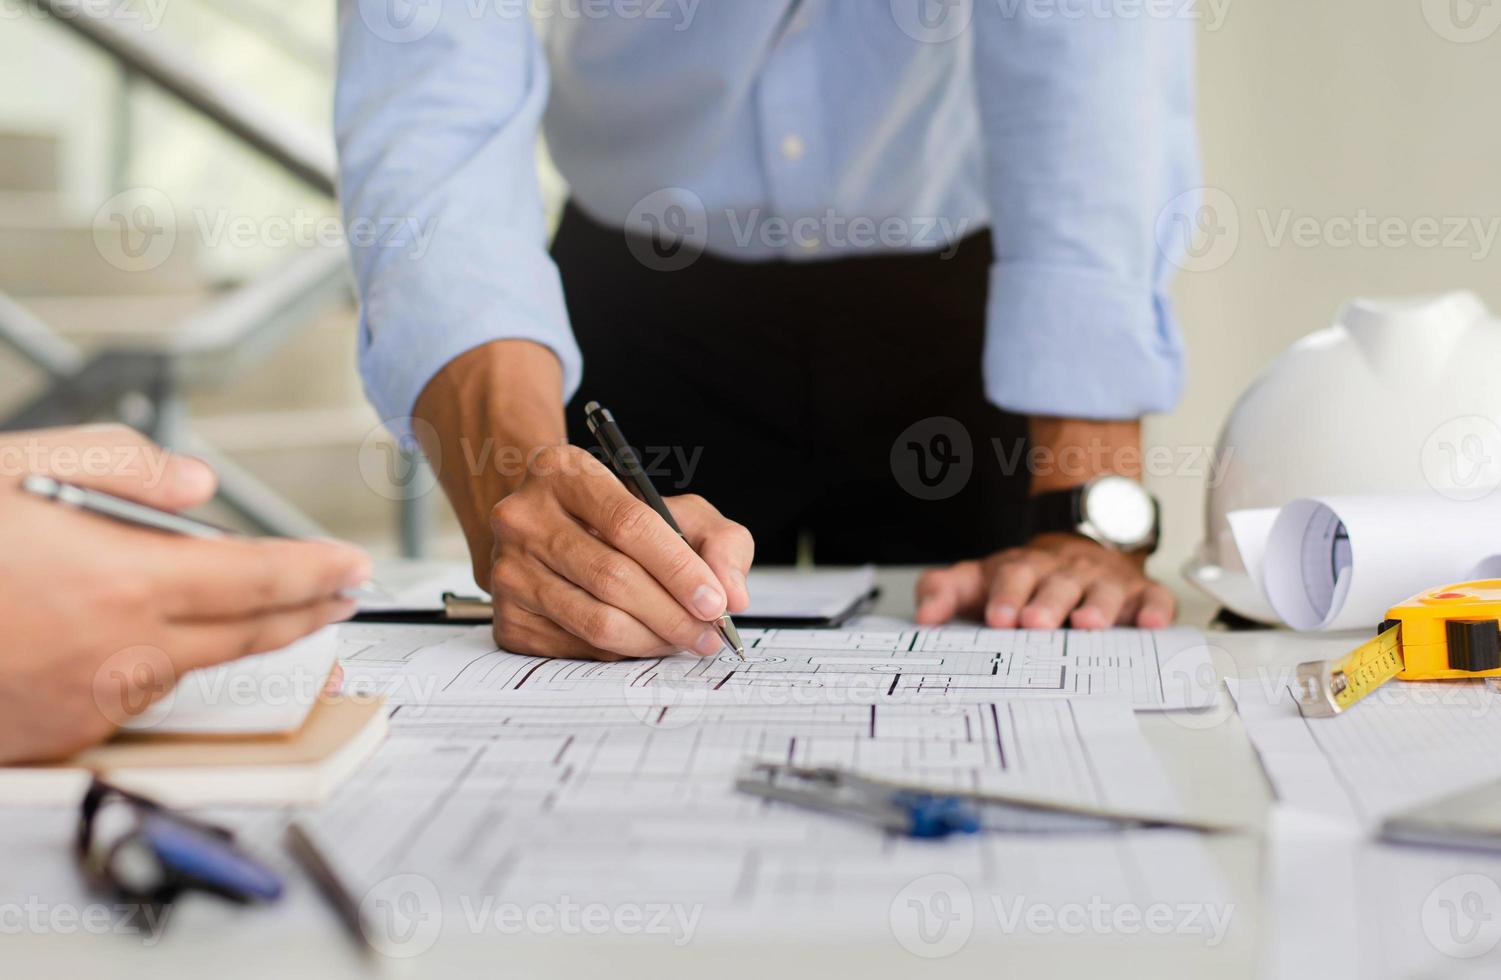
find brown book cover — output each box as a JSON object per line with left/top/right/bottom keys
{"left": 0, "top": 696, "right": 389, "bottom": 806}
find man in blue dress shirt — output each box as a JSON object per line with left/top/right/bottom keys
{"left": 336, "top": 0, "right": 1200, "bottom": 660}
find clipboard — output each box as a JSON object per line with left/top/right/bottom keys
{"left": 352, "top": 592, "right": 494, "bottom": 625}
{"left": 351, "top": 586, "right": 881, "bottom": 628}
{"left": 734, "top": 586, "right": 880, "bottom": 628}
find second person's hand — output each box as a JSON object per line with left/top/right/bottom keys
{"left": 914, "top": 533, "right": 1176, "bottom": 631}
{"left": 0, "top": 425, "right": 373, "bottom": 763}
{"left": 488, "top": 445, "right": 754, "bottom": 661}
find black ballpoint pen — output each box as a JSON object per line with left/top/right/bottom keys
{"left": 583, "top": 401, "right": 747, "bottom": 661}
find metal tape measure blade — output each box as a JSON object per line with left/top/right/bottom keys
{"left": 1294, "top": 625, "right": 1405, "bottom": 717}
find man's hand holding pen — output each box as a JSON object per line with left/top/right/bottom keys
{"left": 412, "top": 342, "right": 753, "bottom": 663}
{"left": 487, "top": 444, "right": 753, "bottom": 661}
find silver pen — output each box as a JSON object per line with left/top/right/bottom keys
{"left": 19, "top": 474, "right": 391, "bottom": 603}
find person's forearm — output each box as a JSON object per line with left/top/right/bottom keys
{"left": 413, "top": 340, "right": 568, "bottom": 582}
{"left": 1026, "top": 417, "right": 1143, "bottom": 496}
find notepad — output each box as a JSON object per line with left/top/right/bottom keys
{"left": 0, "top": 695, "right": 388, "bottom": 807}
{"left": 121, "top": 627, "right": 340, "bottom": 735}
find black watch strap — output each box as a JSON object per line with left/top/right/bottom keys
{"left": 1022, "top": 487, "right": 1084, "bottom": 541}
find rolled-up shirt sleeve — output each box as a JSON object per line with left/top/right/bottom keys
{"left": 972, "top": 9, "right": 1199, "bottom": 420}
{"left": 335, "top": 1, "right": 579, "bottom": 440}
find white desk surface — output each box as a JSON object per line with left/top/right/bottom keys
{"left": 2, "top": 568, "right": 1396, "bottom": 978}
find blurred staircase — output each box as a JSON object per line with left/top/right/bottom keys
{"left": 0, "top": 127, "right": 463, "bottom": 558}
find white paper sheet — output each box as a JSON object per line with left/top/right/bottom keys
{"left": 292, "top": 693, "right": 1228, "bottom": 946}
{"left": 1227, "top": 677, "right": 1501, "bottom": 828}
{"left": 1239, "top": 675, "right": 1501, "bottom": 976}
{"left": 1262, "top": 806, "right": 1501, "bottom": 979}
{"left": 283, "top": 620, "right": 1233, "bottom": 949}
{"left": 1225, "top": 507, "right": 1277, "bottom": 591}
{"left": 120, "top": 627, "right": 340, "bottom": 735}
{"left": 353, "top": 625, "right": 1219, "bottom": 714}
{"left": 1228, "top": 494, "right": 1501, "bottom": 631}
{"left": 0, "top": 616, "right": 1233, "bottom": 958}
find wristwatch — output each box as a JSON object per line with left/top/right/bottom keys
{"left": 1024, "top": 476, "right": 1161, "bottom": 555}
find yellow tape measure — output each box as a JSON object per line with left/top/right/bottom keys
{"left": 1295, "top": 581, "right": 1501, "bottom": 717}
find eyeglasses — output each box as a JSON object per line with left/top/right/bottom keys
{"left": 76, "top": 777, "right": 283, "bottom": 930}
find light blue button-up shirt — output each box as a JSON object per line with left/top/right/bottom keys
{"left": 335, "top": 0, "right": 1199, "bottom": 438}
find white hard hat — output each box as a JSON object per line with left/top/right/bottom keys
{"left": 1183, "top": 290, "right": 1501, "bottom": 624}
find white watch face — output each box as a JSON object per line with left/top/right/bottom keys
{"left": 1083, "top": 477, "right": 1156, "bottom": 548}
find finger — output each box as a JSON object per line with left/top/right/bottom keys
{"left": 73, "top": 453, "right": 217, "bottom": 512}
{"left": 16, "top": 424, "right": 218, "bottom": 510}
{"left": 157, "top": 537, "right": 372, "bottom": 620}
{"left": 670, "top": 495, "right": 755, "bottom": 613}
{"left": 1020, "top": 569, "right": 1091, "bottom": 630}
{"left": 1071, "top": 579, "right": 1127, "bottom": 630}
{"left": 168, "top": 597, "right": 358, "bottom": 673}
{"left": 541, "top": 522, "right": 725, "bottom": 657}
{"left": 493, "top": 602, "right": 634, "bottom": 662}
{"left": 985, "top": 557, "right": 1049, "bottom": 628}
{"left": 555, "top": 472, "right": 727, "bottom": 622}
{"left": 515, "top": 567, "right": 679, "bottom": 659}
{"left": 914, "top": 562, "right": 985, "bottom": 625}
{"left": 83, "top": 453, "right": 217, "bottom": 512}
{"left": 1133, "top": 583, "right": 1178, "bottom": 629}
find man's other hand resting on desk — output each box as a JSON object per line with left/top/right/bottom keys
{"left": 914, "top": 418, "right": 1176, "bottom": 631}
{"left": 0, "top": 425, "right": 370, "bottom": 765}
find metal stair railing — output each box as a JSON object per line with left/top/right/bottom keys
{"left": 34, "top": 0, "right": 335, "bottom": 195}
{"left": 1, "top": 0, "right": 434, "bottom": 554}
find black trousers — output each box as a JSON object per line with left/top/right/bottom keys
{"left": 554, "top": 204, "right": 1030, "bottom": 566}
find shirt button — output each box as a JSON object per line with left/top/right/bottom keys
{"left": 781, "top": 134, "right": 806, "bottom": 162}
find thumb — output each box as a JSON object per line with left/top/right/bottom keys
{"left": 15, "top": 425, "right": 218, "bottom": 510}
